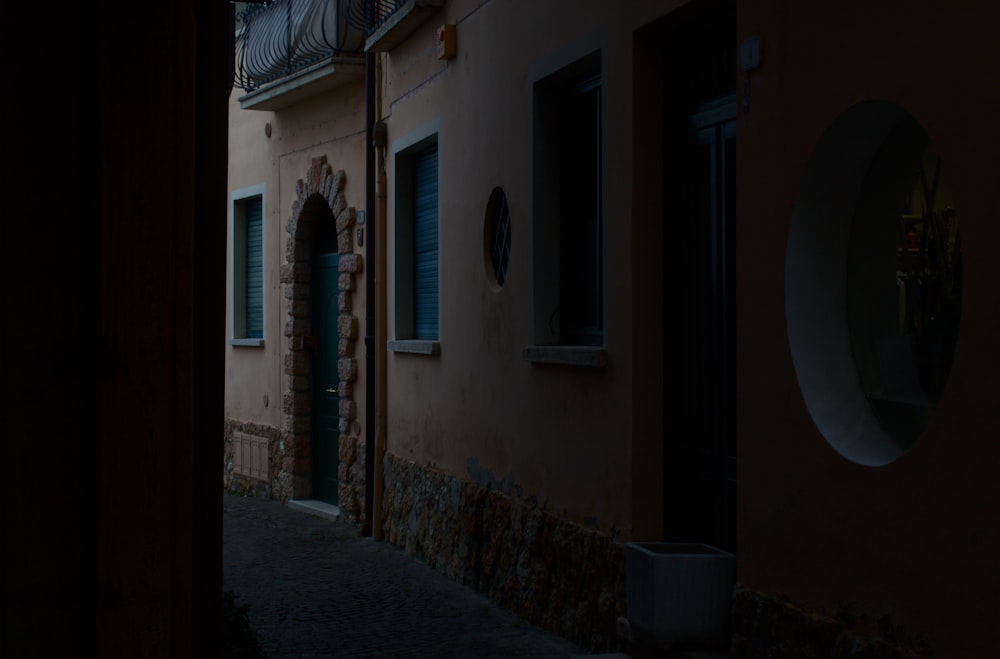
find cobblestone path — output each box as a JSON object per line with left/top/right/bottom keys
{"left": 223, "top": 493, "right": 591, "bottom": 659}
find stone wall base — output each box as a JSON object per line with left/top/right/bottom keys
{"left": 731, "top": 584, "right": 934, "bottom": 658}
{"left": 337, "top": 434, "right": 366, "bottom": 525}
{"left": 224, "top": 419, "right": 368, "bottom": 530}
{"left": 381, "top": 453, "right": 626, "bottom": 652}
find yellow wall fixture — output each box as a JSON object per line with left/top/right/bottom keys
{"left": 436, "top": 24, "right": 456, "bottom": 60}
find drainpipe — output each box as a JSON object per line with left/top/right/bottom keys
{"left": 364, "top": 49, "right": 388, "bottom": 540}
{"left": 364, "top": 49, "right": 376, "bottom": 537}
{"left": 372, "top": 52, "right": 388, "bottom": 542}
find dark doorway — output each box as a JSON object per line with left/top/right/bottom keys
{"left": 661, "top": 0, "right": 737, "bottom": 553}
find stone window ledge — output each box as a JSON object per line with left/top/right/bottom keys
{"left": 230, "top": 338, "right": 265, "bottom": 348}
{"left": 388, "top": 340, "right": 441, "bottom": 356}
{"left": 522, "top": 345, "right": 608, "bottom": 367}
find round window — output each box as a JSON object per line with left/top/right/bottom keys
{"left": 484, "top": 187, "right": 511, "bottom": 288}
{"left": 786, "top": 101, "right": 962, "bottom": 465}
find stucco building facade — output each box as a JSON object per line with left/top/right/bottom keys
{"left": 225, "top": 1, "right": 999, "bottom": 655}
{"left": 224, "top": 1, "right": 371, "bottom": 525}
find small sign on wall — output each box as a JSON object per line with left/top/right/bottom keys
{"left": 437, "top": 24, "right": 456, "bottom": 60}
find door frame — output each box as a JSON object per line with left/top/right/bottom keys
{"left": 278, "top": 157, "right": 364, "bottom": 518}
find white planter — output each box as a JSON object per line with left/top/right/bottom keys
{"left": 625, "top": 542, "right": 735, "bottom": 649}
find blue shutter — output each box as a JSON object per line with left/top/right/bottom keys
{"left": 245, "top": 197, "right": 264, "bottom": 339}
{"left": 413, "top": 146, "right": 438, "bottom": 340}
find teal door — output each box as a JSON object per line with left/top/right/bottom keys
{"left": 313, "top": 252, "right": 340, "bottom": 505}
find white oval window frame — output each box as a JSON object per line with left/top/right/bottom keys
{"left": 785, "top": 100, "right": 959, "bottom": 466}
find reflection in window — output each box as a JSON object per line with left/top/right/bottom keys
{"left": 847, "top": 118, "right": 962, "bottom": 449}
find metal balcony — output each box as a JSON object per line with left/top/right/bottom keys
{"left": 235, "top": 0, "right": 366, "bottom": 110}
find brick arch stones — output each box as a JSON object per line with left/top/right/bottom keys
{"left": 279, "top": 156, "right": 365, "bottom": 524}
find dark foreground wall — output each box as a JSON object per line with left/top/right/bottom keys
{"left": 737, "top": 2, "right": 1000, "bottom": 656}
{"left": 4, "top": 4, "right": 228, "bottom": 657}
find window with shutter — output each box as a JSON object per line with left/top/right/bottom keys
{"left": 245, "top": 197, "right": 264, "bottom": 339}
{"left": 231, "top": 186, "right": 266, "bottom": 346}
{"left": 391, "top": 131, "right": 441, "bottom": 353}
{"left": 412, "top": 145, "right": 439, "bottom": 340}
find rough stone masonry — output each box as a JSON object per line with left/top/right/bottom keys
{"left": 381, "top": 452, "right": 627, "bottom": 652}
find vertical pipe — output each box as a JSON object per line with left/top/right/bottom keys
{"left": 363, "top": 47, "right": 377, "bottom": 537}
{"left": 372, "top": 51, "right": 388, "bottom": 542}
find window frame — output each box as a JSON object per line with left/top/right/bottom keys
{"left": 389, "top": 122, "right": 442, "bottom": 356}
{"left": 525, "top": 48, "right": 607, "bottom": 367}
{"left": 230, "top": 184, "right": 266, "bottom": 347}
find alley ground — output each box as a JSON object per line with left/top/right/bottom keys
{"left": 223, "top": 492, "right": 595, "bottom": 658}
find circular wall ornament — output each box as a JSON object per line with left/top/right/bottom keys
{"left": 484, "top": 187, "right": 512, "bottom": 289}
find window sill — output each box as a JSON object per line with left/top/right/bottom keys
{"left": 522, "top": 345, "right": 608, "bottom": 367}
{"left": 387, "top": 340, "right": 441, "bottom": 356}
{"left": 230, "top": 338, "right": 265, "bottom": 348}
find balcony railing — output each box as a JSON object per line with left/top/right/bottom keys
{"left": 354, "top": 0, "right": 408, "bottom": 37}
{"left": 235, "top": 0, "right": 366, "bottom": 92}
{"left": 352, "top": 0, "right": 445, "bottom": 53}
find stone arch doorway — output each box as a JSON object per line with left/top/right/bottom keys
{"left": 279, "top": 156, "right": 365, "bottom": 525}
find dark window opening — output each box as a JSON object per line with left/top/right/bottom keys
{"left": 532, "top": 50, "right": 603, "bottom": 348}
{"left": 559, "top": 74, "right": 603, "bottom": 346}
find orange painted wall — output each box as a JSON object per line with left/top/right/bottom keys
{"left": 737, "top": 2, "right": 1000, "bottom": 655}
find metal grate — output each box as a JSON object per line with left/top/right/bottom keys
{"left": 235, "top": 0, "right": 365, "bottom": 92}
{"left": 486, "top": 187, "right": 511, "bottom": 287}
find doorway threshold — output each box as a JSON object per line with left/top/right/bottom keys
{"left": 288, "top": 499, "right": 341, "bottom": 522}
